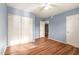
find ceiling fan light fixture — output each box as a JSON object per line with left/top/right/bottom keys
{"left": 41, "top": 3, "right": 52, "bottom": 10}
{"left": 44, "top": 6, "right": 49, "bottom": 10}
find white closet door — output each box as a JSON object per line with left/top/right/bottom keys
{"left": 40, "top": 21, "right": 45, "bottom": 37}
{"left": 66, "top": 14, "right": 79, "bottom": 47}
{"left": 21, "top": 16, "right": 34, "bottom": 43}
{"left": 8, "top": 14, "right": 21, "bottom": 46}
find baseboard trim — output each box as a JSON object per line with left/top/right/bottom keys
{"left": 2, "top": 46, "right": 7, "bottom": 55}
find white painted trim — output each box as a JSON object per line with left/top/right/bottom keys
{"left": 49, "top": 38, "right": 66, "bottom": 44}
{"left": 40, "top": 21, "right": 45, "bottom": 37}
{"left": 2, "top": 46, "right": 7, "bottom": 55}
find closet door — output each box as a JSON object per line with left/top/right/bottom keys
{"left": 8, "top": 14, "right": 21, "bottom": 46}
{"left": 66, "top": 14, "right": 79, "bottom": 47}
{"left": 21, "top": 16, "right": 34, "bottom": 43}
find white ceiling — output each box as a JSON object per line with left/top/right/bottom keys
{"left": 7, "top": 3, "right": 79, "bottom": 18}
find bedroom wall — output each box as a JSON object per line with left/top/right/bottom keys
{"left": 49, "top": 7, "right": 79, "bottom": 43}
{"left": 0, "top": 3, "right": 8, "bottom": 55}
{"left": 34, "top": 16, "right": 40, "bottom": 39}
{"left": 33, "top": 16, "right": 46, "bottom": 39}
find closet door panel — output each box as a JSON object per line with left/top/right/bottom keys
{"left": 66, "top": 14, "right": 79, "bottom": 47}
{"left": 8, "top": 14, "right": 21, "bottom": 46}
{"left": 21, "top": 16, "right": 34, "bottom": 43}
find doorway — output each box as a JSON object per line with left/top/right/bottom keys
{"left": 40, "top": 20, "right": 49, "bottom": 38}
{"left": 45, "top": 23, "right": 48, "bottom": 38}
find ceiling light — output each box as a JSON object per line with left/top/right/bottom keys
{"left": 41, "top": 3, "right": 52, "bottom": 10}
{"left": 44, "top": 6, "right": 49, "bottom": 10}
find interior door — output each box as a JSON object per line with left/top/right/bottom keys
{"left": 21, "top": 16, "right": 34, "bottom": 43}
{"left": 66, "top": 14, "right": 79, "bottom": 47}
{"left": 8, "top": 14, "right": 21, "bottom": 46}
{"left": 40, "top": 21, "right": 45, "bottom": 37}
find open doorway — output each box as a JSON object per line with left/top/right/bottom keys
{"left": 40, "top": 20, "right": 49, "bottom": 38}
{"left": 45, "top": 23, "right": 48, "bottom": 38}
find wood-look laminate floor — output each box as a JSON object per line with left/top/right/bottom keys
{"left": 5, "top": 38, "right": 79, "bottom": 55}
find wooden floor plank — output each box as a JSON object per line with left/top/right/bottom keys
{"left": 5, "top": 38, "right": 79, "bottom": 55}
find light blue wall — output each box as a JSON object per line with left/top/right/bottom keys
{"left": 49, "top": 7, "right": 79, "bottom": 43}
{"left": 33, "top": 16, "right": 50, "bottom": 39}
{"left": 0, "top": 4, "right": 8, "bottom": 54}
{"left": 34, "top": 16, "right": 40, "bottom": 39}
{"left": 7, "top": 6, "right": 23, "bottom": 16}
{"left": 33, "top": 16, "right": 45, "bottom": 39}
{"left": 7, "top": 6, "right": 33, "bottom": 17}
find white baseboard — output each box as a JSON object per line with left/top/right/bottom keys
{"left": 66, "top": 42, "right": 79, "bottom": 48}
{"left": 49, "top": 38, "right": 66, "bottom": 44}
{"left": 2, "top": 46, "right": 7, "bottom": 55}
{"left": 49, "top": 38, "right": 79, "bottom": 48}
